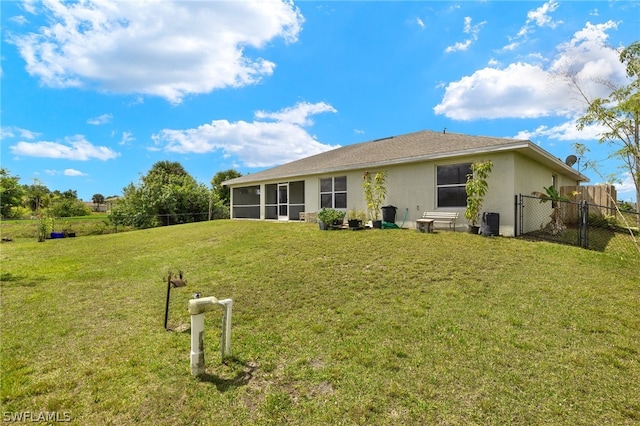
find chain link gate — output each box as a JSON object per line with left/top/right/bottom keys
{"left": 516, "top": 194, "right": 639, "bottom": 256}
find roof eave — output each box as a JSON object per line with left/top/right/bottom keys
{"left": 224, "top": 140, "right": 588, "bottom": 186}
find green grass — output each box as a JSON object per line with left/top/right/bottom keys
{"left": 0, "top": 214, "right": 131, "bottom": 239}
{"left": 1, "top": 221, "right": 639, "bottom": 425}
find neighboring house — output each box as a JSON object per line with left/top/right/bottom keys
{"left": 223, "top": 130, "right": 588, "bottom": 236}
{"left": 84, "top": 201, "right": 108, "bottom": 213}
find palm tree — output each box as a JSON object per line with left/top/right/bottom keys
{"left": 92, "top": 194, "right": 105, "bottom": 211}
{"left": 531, "top": 186, "right": 576, "bottom": 235}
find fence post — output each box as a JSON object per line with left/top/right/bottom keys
{"left": 514, "top": 195, "right": 519, "bottom": 237}
{"left": 519, "top": 194, "right": 525, "bottom": 237}
{"left": 580, "top": 201, "right": 589, "bottom": 249}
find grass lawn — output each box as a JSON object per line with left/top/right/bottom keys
{"left": 0, "top": 214, "right": 130, "bottom": 239}
{"left": 1, "top": 220, "right": 639, "bottom": 425}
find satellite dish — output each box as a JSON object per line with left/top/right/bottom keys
{"left": 565, "top": 155, "right": 578, "bottom": 167}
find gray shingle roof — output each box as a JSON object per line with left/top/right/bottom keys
{"left": 224, "top": 129, "right": 576, "bottom": 185}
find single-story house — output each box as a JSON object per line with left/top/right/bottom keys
{"left": 223, "top": 129, "right": 588, "bottom": 236}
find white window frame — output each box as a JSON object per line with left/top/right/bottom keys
{"left": 320, "top": 176, "right": 347, "bottom": 209}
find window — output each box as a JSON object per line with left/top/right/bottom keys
{"left": 436, "top": 163, "right": 472, "bottom": 207}
{"left": 320, "top": 176, "right": 347, "bottom": 209}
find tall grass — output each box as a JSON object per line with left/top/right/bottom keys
{"left": 1, "top": 221, "right": 639, "bottom": 425}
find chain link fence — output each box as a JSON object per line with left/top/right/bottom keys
{"left": 1, "top": 210, "right": 230, "bottom": 240}
{"left": 516, "top": 194, "right": 640, "bottom": 257}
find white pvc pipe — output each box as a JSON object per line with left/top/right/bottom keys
{"left": 187, "top": 296, "right": 233, "bottom": 376}
{"left": 218, "top": 299, "right": 233, "bottom": 359}
{"left": 190, "top": 313, "right": 206, "bottom": 376}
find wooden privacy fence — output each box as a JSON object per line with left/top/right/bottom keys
{"left": 560, "top": 185, "right": 617, "bottom": 224}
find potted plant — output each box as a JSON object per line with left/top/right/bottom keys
{"left": 62, "top": 220, "right": 76, "bottom": 237}
{"left": 37, "top": 217, "right": 53, "bottom": 242}
{"left": 465, "top": 160, "right": 493, "bottom": 234}
{"left": 346, "top": 208, "right": 366, "bottom": 228}
{"left": 362, "top": 170, "right": 387, "bottom": 228}
{"left": 317, "top": 208, "right": 346, "bottom": 230}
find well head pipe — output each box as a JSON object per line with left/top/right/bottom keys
{"left": 188, "top": 296, "right": 219, "bottom": 315}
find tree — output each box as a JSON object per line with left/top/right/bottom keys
{"left": 575, "top": 41, "right": 640, "bottom": 225}
{"left": 92, "top": 194, "right": 105, "bottom": 211}
{"left": 109, "top": 183, "right": 157, "bottom": 229}
{"left": 49, "top": 198, "right": 92, "bottom": 218}
{"left": 362, "top": 170, "right": 387, "bottom": 222}
{"left": 52, "top": 189, "right": 78, "bottom": 200}
{"left": 109, "top": 161, "right": 211, "bottom": 229}
{"left": 211, "top": 169, "right": 242, "bottom": 206}
{"left": 145, "top": 161, "right": 188, "bottom": 184}
{"left": 0, "top": 168, "right": 25, "bottom": 219}
{"left": 22, "top": 180, "right": 50, "bottom": 213}
{"left": 465, "top": 160, "right": 493, "bottom": 228}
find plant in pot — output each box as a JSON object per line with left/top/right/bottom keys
{"left": 346, "top": 208, "right": 366, "bottom": 228}
{"left": 317, "top": 208, "right": 346, "bottom": 230}
{"left": 465, "top": 160, "right": 493, "bottom": 234}
{"left": 37, "top": 216, "right": 53, "bottom": 242}
{"left": 61, "top": 220, "right": 76, "bottom": 237}
{"left": 362, "top": 170, "right": 387, "bottom": 228}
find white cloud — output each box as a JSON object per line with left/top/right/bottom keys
{"left": 505, "top": 0, "right": 562, "bottom": 51}
{"left": 445, "top": 16, "right": 486, "bottom": 53}
{"left": 517, "top": 0, "right": 562, "bottom": 38}
{"left": 152, "top": 102, "right": 339, "bottom": 168}
{"left": 502, "top": 42, "right": 520, "bottom": 52}
{"left": 9, "top": 15, "right": 29, "bottom": 25}
{"left": 615, "top": 172, "right": 636, "bottom": 197}
{"left": 22, "top": 0, "right": 37, "bottom": 14}
{"left": 255, "top": 102, "right": 336, "bottom": 126}
{"left": 549, "top": 21, "right": 621, "bottom": 79}
{"left": 64, "top": 169, "right": 87, "bottom": 176}
{"left": 0, "top": 126, "right": 40, "bottom": 140}
{"left": 434, "top": 20, "right": 626, "bottom": 121}
{"left": 513, "top": 119, "right": 606, "bottom": 142}
{"left": 445, "top": 40, "right": 472, "bottom": 54}
{"left": 527, "top": 0, "right": 561, "bottom": 28}
{"left": 434, "top": 62, "right": 572, "bottom": 119}
{"left": 119, "top": 132, "right": 135, "bottom": 145}
{"left": 87, "top": 113, "right": 113, "bottom": 125}
{"left": 10, "top": 135, "right": 120, "bottom": 161}
{"left": 9, "top": 0, "right": 304, "bottom": 104}
{"left": 44, "top": 168, "right": 86, "bottom": 176}
{"left": 416, "top": 17, "right": 425, "bottom": 29}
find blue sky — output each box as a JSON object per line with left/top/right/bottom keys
{"left": 1, "top": 0, "right": 638, "bottom": 202}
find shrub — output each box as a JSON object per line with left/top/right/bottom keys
{"left": 318, "top": 208, "right": 346, "bottom": 226}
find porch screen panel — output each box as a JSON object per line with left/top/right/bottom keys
{"left": 233, "top": 185, "right": 260, "bottom": 219}
{"left": 265, "top": 184, "right": 277, "bottom": 219}
{"left": 289, "top": 181, "right": 305, "bottom": 220}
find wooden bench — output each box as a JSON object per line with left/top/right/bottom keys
{"left": 299, "top": 212, "right": 317, "bottom": 223}
{"left": 417, "top": 211, "right": 459, "bottom": 232}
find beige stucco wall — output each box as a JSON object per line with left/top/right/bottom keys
{"left": 231, "top": 151, "right": 581, "bottom": 237}
{"left": 297, "top": 153, "right": 519, "bottom": 234}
